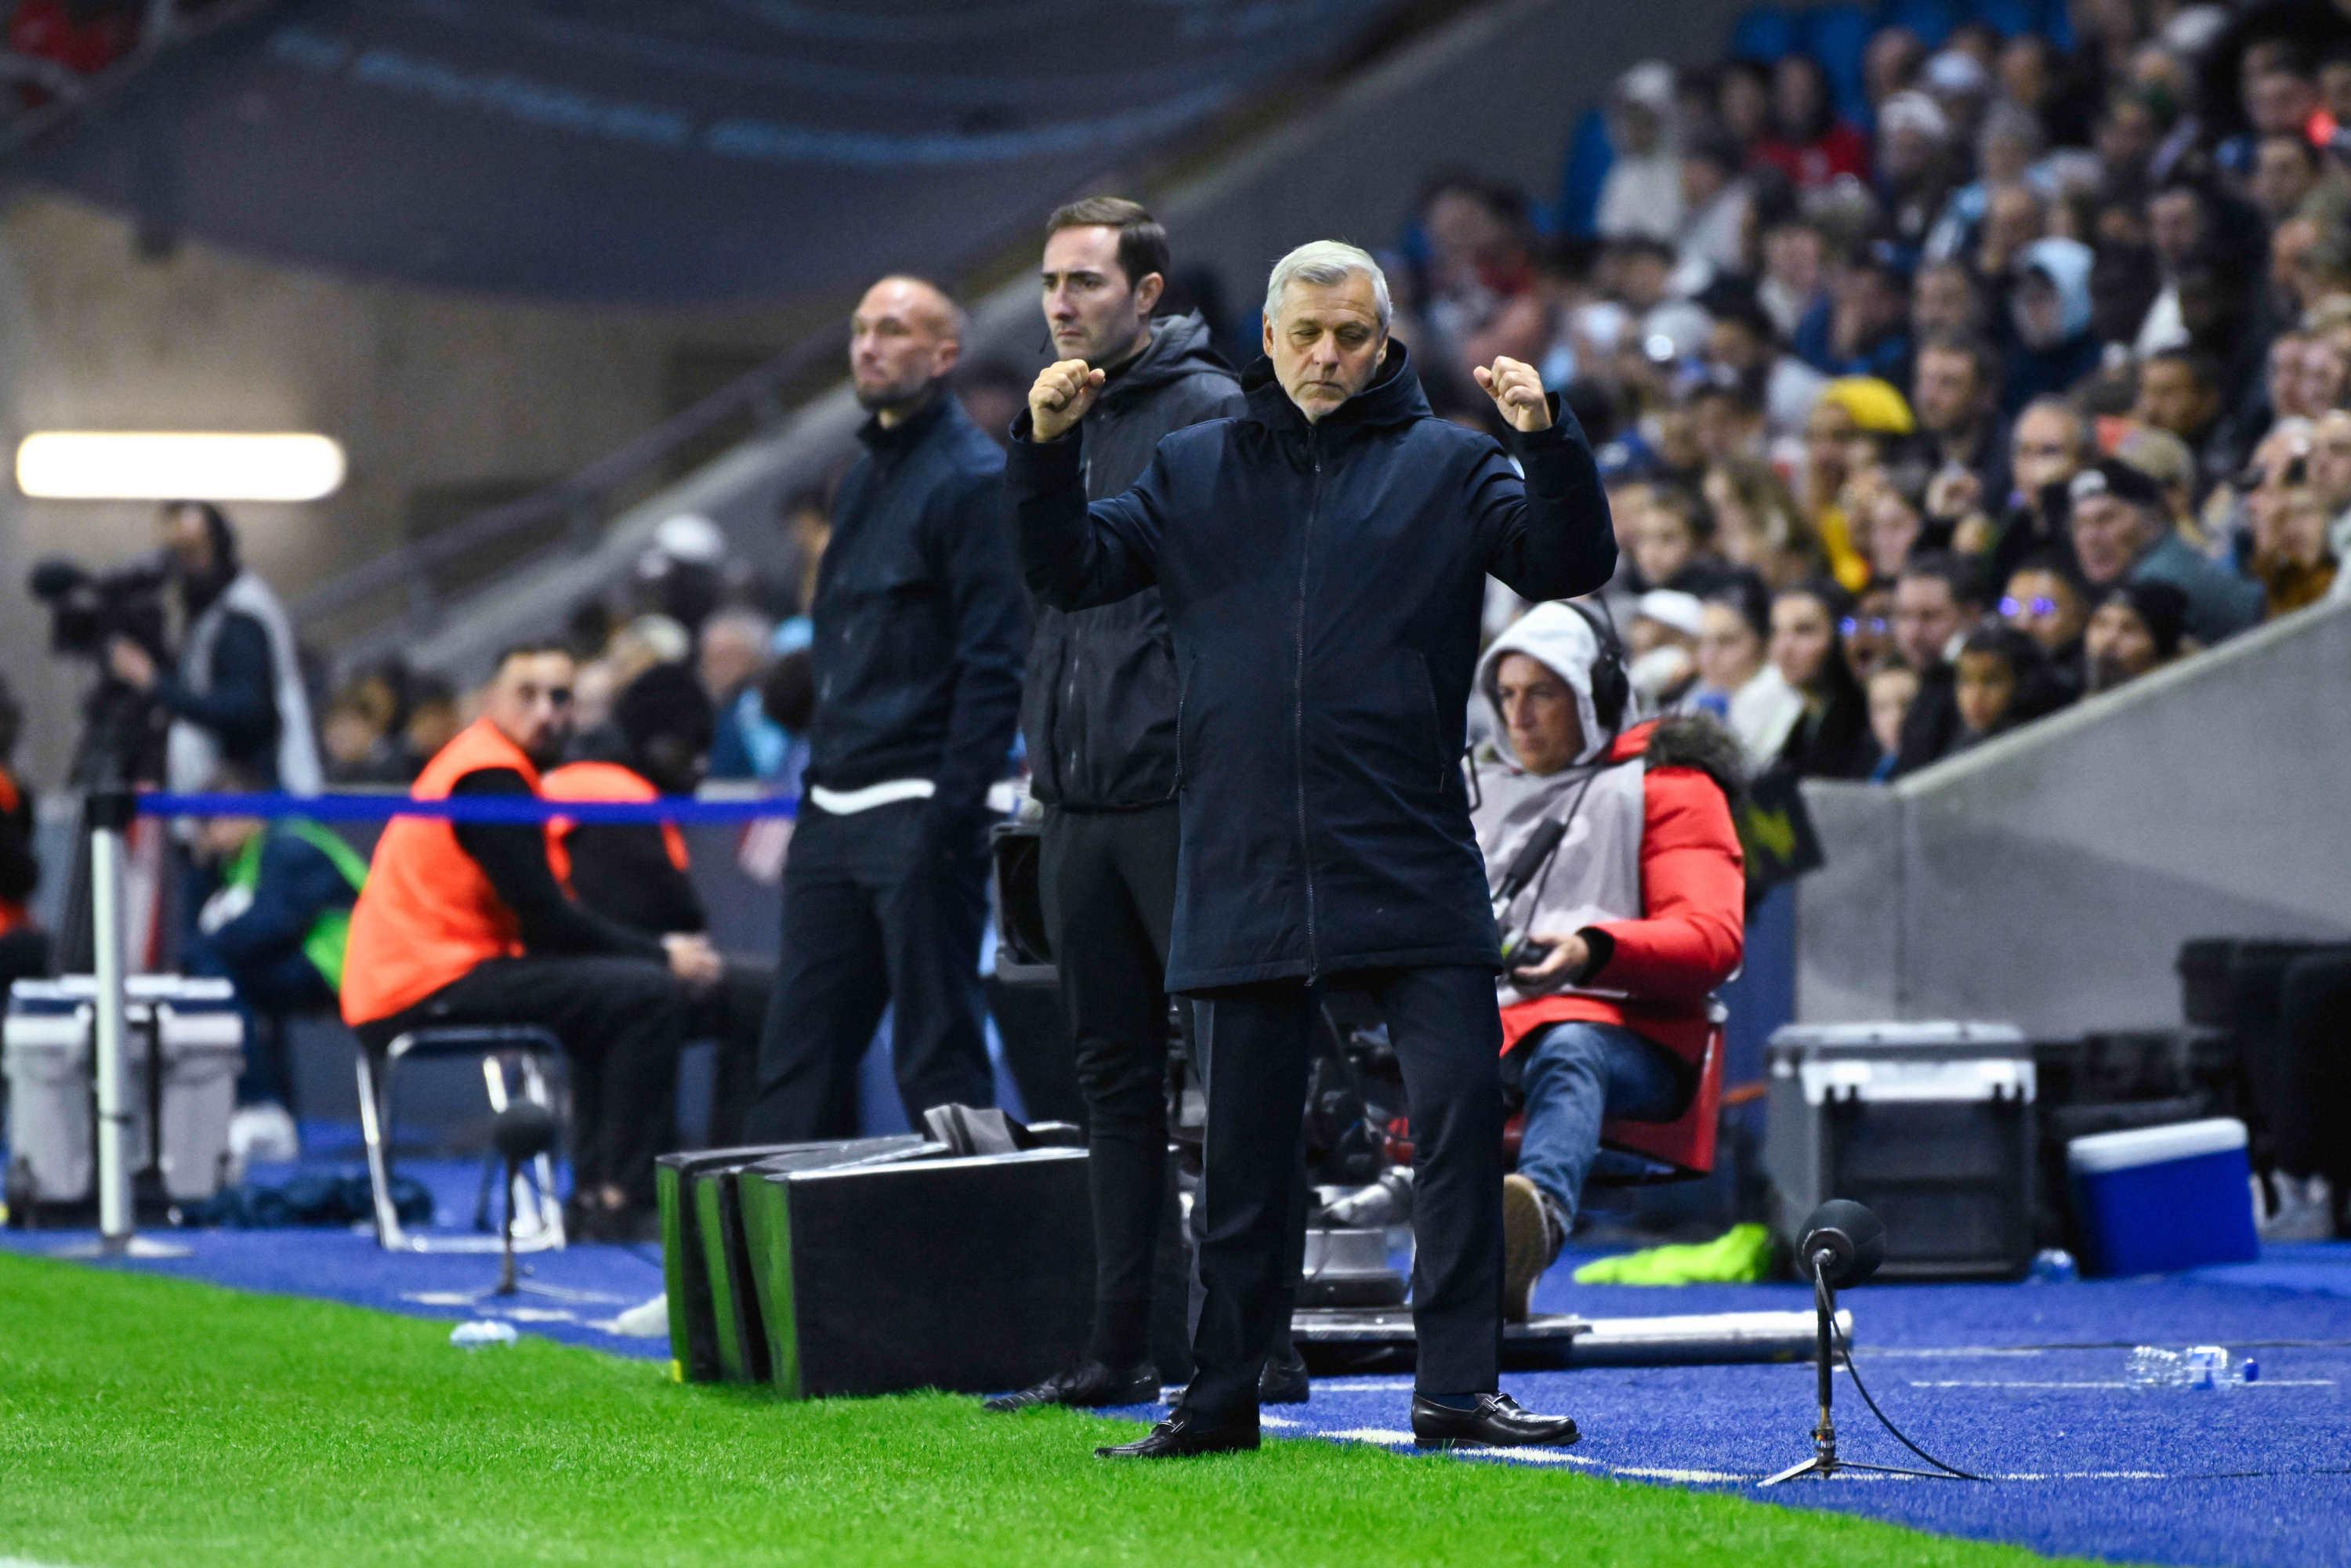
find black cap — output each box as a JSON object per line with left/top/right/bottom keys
{"left": 614, "top": 661, "right": 715, "bottom": 755}
{"left": 2067, "top": 458, "right": 2166, "bottom": 512}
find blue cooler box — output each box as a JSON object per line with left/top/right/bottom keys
{"left": 2067, "top": 1118, "right": 2259, "bottom": 1277}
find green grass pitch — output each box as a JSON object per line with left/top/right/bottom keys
{"left": 0, "top": 1252, "right": 2096, "bottom": 1566}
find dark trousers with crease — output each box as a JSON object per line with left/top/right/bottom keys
{"left": 1039, "top": 802, "right": 1182, "bottom": 1369}
{"left": 1186, "top": 964, "right": 1504, "bottom": 1417}
{"left": 746, "top": 799, "right": 994, "bottom": 1143}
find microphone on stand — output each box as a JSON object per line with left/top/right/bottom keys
{"left": 490, "top": 1102, "right": 558, "bottom": 1297}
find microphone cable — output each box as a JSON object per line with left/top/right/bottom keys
{"left": 1820, "top": 1273, "right": 1991, "bottom": 1482}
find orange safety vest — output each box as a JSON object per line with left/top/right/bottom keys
{"left": 539, "top": 760, "right": 689, "bottom": 895}
{"left": 340, "top": 718, "right": 540, "bottom": 1027}
{"left": 0, "top": 766, "right": 26, "bottom": 937}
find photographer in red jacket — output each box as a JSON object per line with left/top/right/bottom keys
{"left": 1469, "top": 602, "right": 1746, "bottom": 1318}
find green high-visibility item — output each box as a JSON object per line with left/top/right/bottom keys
{"left": 1571, "top": 1222, "right": 1777, "bottom": 1285}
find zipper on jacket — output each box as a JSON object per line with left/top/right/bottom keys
{"left": 1295, "top": 430, "right": 1323, "bottom": 980}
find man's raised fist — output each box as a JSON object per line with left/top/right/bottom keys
{"left": 1472, "top": 357, "right": 1552, "bottom": 433}
{"left": 1029, "top": 357, "right": 1108, "bottom": 442}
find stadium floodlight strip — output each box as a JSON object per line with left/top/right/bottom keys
{"left": 15, "top": 432, "right": 347, "bottom": 501}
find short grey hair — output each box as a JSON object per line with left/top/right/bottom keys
{"left": 1263, "top": 241, "right": 1392, "bottom": 331}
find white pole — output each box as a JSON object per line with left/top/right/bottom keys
{"left": 89, "top": 808, "right": 132, "bottom": 1246}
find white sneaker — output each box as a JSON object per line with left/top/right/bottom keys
{"left": 2259, "top": 1174, "right": 2336, "bottom": 1243}
{"left": 229, "top": 1103, "right": 300, "bottom": 1165}
{"left": 613, "top": 1293, "right": 669, "bottom": 1338}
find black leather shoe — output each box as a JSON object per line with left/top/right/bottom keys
{"left": 983, "top": 1360, "right": 1160, "bottom": 1413}
{"left": 1411, "top": 1392, "right": 1581, "bottom": 1450}
{"left": 1095, "top": 1404, "right": 1259, "bottom": 1459}
{"left": 1259, "top": 1342, "right": 1310, "bottom": 1404}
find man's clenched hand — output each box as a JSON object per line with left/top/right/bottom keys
{"left": 1473, "top": 356, "right": 1552, "bottom": 433}
{"left": 1029, "top": 358, "right": 1107, "bottom": 443}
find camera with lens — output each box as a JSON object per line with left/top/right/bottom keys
{"left": 27, "top": 554, "right": 172, "bottom": 663}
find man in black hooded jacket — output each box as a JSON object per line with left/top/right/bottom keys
{"left": 988, "top": 199, "right": 1260, "bottom": 1415}
{"left": 1009, "top": 240, "right": 1615, "bottom": 1458}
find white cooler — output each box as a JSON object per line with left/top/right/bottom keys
{"left": 4, "top": 976, "right": 245, "bottom": 1208}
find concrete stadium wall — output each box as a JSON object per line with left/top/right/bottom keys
{"left": 376, "top": 0, "right": 1758, "bottom": 683}
{"left": 1795, "top": 599, "right": 2351, "bottom": 1036}
{"left": 0, "top": 192, "right": 821, "bottom": 784}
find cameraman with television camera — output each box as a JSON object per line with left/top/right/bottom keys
{"left": 98, "top": 502, "right": 321, "bottom": 795}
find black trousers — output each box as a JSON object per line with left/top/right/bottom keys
{"left": 1186, "top": 965, "right": 1504, "bottom": 1416}
{"left": 690, "top": 961, "right": 771, "bottom": 1151}
{"left": 356, "top": 954, "right": 686, "bottom": 1205}
{"left": 1040, "top": 803, "right": 1182, "bottom": 1368}
{"left": 747, "top": 799, "right": 994, "bottom": 1142}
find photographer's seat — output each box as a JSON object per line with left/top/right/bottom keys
{"left": 355, "top": 1025, "right": 566, "bottom": 1252}
{"left": 1498, "top": 1013, "right": 1729, "bottom": 1185}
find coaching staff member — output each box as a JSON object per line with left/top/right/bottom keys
{"left": 984, "top": 198, "right": 1251, "bottom": 1414}
{"left": 744, "top": 277, "right": 1027, "bottom": 1141}
{"left": 1010, "top": 241, "right": 1615, "bottom": 1458}
{"left": 342, "top": 643, "right": 719, "bottom": 1238}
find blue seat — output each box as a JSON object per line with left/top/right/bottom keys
{"left": 1875, "top": 0, "right": 1958, "bottom": 49}
{"left": 1799, "top": 3, "right": 1875, "bottom": 125}
{"left": 1556, "top": 107, "right": 1614, "bottom": 241}
{"left": 1731, "top": 3, "right": 1798, "bottom": 62}
{"left": 1969, "top": 0, "right": 2038, "bottom": 38}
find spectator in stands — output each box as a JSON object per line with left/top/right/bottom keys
{"left": 2132, "top": 347, "right": 2231, "bottom": 491}
{"left": 632, "top": 515, "right": 728, "bottom": 637}
{"left": 1701, "top": 287, "right": 1826, "bottom": 442}
{"left": 542, "top": 663, "right": 763, "bottom": 1150}
{"left": 1999, "top": 553, "right": 2092, "bottom": 693}
{"left": 2067, "top": 459, "right": 2262, "bottom": 646}
{"left": 1757, "top": 213, "right": 1829, "bottom": 340}
{"left": 1912, "top": 258, "right": 1986, "bottom": 343}
{"left": 2082, "top": 579, "right": 2189, "bottom": 695}
{"left": 187, "top": 762, "right": 368, "bottom": 1158}
{"left": 1756, "top": 54, "right": 1867, "bottom": 190}
{"left": 1852, "top": 464, "right": 1931, "bottom": 582}
{"left": 1702, "top": 456, "right": 1822, "bottom": 590}
{"left": 747, "top": 276, "right": 1026, "bottom": 1146}
{"left": 1766, "top": 582, "right": 1877, "bottom": 780}
{"left": 1951, "top": 622, "right": 2064, "bottom": 751}
{"left": 2004, "top": 238, "right": 2103, "bottom": 415}
{"left": 1889, "top": 552, "right": 1985, "bottom": 775}
{"left": 1864, "top": 662, "right": 1918, "bottom": 783}
{"left": 1629, "top": 486, "right": 1730, "bottom": 596}
{"left": 1675, "top": 132, "right": 1751, "bottom": 282}
{"left": 341, "top": 643, "right": 719, "bottom": 1239}
{"left": 2249, "top": 132, "right": 2325, "bottom": 227}
{"left": 1798, "top": 244, "right": 1914, "bottom": 389}
{"left": 2249, "top": 480, "right": 2341, "bottom": 616}
{"left": 1983, "top": 396, "right": 2091, "bottom": 583}
{"left": 1716, "top": 59, "right": 1770, "bottom": 155}
{"left": 1687, "top": 376, "right": 1766, "bottom": 465}
{"left": 1467, "top": 604, "right": 1743, "bottom": 1317}
{"left": 1418, "top": 176, "right": 1549, "bottom": 378}
{"left": 105, "top": 502, "right": 321, "bottom": 795}
{"left": 1693, "top": 581, "right": 1801, "bottom": 765}
{"left": 398, "top": 675, "right": 459, "bottom": 778}
{"left": 1913, "top": 334, "right": 2011, "bottom": 510}
{"left": 1874, "top": 91, "right": 1959, "bottom": 251}
{"left": 1841, "top": 578, "right": 1897, "bottom": 682}
{"left": 1598, "top": 63, "right": 1683, "bottom": 242}
{"left": 698, "top": 608, "right": 784, "bottom": 782}
{"left": 1626, "top": 588, "right": 1704, "bottom": 711}
{"left": 1802, "top": 376, "right": 1916, "bottom": 591}
{"left": 2308, "top": 408, "right": 2351, "bottom": 549}
{"left": 0, "top": 675, "right": 45, "bottom": 1002}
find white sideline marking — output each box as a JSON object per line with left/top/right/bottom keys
{"left": 2, "top": 1555, "right": 82, "bottom": 1567}
{"left": 1909, "top": 1378, "right": 2335, "bottom": 1390}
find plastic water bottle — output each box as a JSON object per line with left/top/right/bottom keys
{"left": 2125, "top": 1345, "right": 2259, "bottom": 1389}
{"left": 2027, "top": 1248, "right": 2078, "bottom": 1284}
{"left": 450, "top": 1320, "right": 519, "bottom": 1350}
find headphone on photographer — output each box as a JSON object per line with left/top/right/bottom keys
{"left": 1565, "top": 598, "right": 1631, "bottom": 737}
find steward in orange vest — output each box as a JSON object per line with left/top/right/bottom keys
{"left": 542, "top": 664, "right": 764, "bottom": 1148}
{"left": 340, "top": 643, "right": 714, "bottom": 1233}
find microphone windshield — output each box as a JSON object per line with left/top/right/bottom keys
{"left": 1798, "top": 1199, "right": 1886, "bottom": 1288}
{"left": 492, "top": 1101, "right": 558, "bottom": 1163}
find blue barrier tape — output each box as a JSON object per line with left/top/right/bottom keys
{"left": 134, "top": 791, "right": 799, "bottom": 825}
